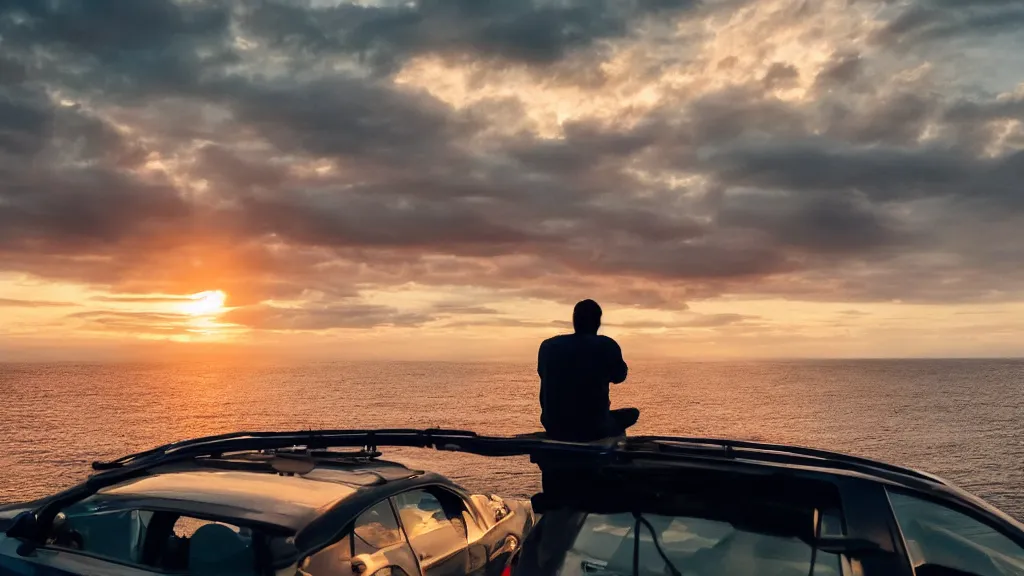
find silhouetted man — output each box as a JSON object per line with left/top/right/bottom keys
{"left": 537, "top": 299, "right": 638, "bottom": 442}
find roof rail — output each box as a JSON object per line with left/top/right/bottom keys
{"left": 92, "top": 429, "right": 945, "bottom": 489}
{"left": 637, "top": 436, "right": 946, "bottom": 485}
{"left": 92, "top": 428, "right": 481, "bottom": 471}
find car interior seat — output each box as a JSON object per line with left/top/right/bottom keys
{"left": 188, "top": 523, "right": 253, "bottom": 576}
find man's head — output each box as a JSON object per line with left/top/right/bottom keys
{"left": 572, "top": 299, "right": 602, "bottom": 334}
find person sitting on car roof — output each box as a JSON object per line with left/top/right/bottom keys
{"left": 537, "top": 299, "right": 638, "bottom": 442}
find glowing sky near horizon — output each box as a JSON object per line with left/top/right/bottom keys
{"left": 2, "top": 0, "right": 1024, "bottom": 360}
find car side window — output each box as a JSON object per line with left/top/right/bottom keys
{"left": 392, "top": 489, "right": 468, "bottom": 563}
{"left": 45, "top": 502, "right": 258, "bottom": 575}
{"left": 888, "top": 490, "right": 1024, "bottom": 576}
{"left": 302, "top": 499, "right": 406, "bottom": 575}
{"left": 301, "top": 533, "right": 352, "bottom": 576}
{"left": 46, "top": 506, "right": 152, "bottom": 563}
{"left": 434, "top": 488, "right": 471, "bottom": 540}
{"left": 354, "top": 499, "right": 405, "bottom": 555}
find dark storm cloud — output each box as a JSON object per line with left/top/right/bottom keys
{"left": 825, "top": 93, "right": 934, "bottom": 147}
{"left": 0, "top": 93, "right": 52, "bottom": 156}
{"left": 0, "top": 0, "right": 229, "bottom": 57}
{"left": 815, "top": 52, "right": 863, "bottom": 87}
{"left": 717, "top": 192, "right": 908, "bottom": 255}
{"left": 195, "top": 145, "right": 288, "bottom": 192}
{"left": 2, "top": 0, "right": 1024, "bottom": 313}
{"left": 220, "top": 75, "right": 470, "bottom": 163}
{"left": 234, "top": 191, "right": 530, "bottom": 250}
{"left": 242, "top": 0, "right": 697, "bottom": 72}
{"left": 941, "top": 95, "right": 1024, "bottom": 153}
{"left": 0, "top": 0, "right": 235, "bottom": 97}
{"left": 0, "top": 67, "right": 185, "bottom": 252}
{"left": 707, "top": 141, "right": 977, "bottom": 202}
{"left": 0, "top": 167, "right": 190, "bottom": 249}
{"left": 877, "top": 0, "right": 1024, "bottom": 46}
{"left": 762, "top": 62, "right": 799, "bottom": 90}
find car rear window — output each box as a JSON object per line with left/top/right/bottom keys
{"left": 559, "top": 511, "right": 846, "bottom": 576}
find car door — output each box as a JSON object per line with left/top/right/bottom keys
{"left": 460, "top": 495, "right": 514, "bottom": 576}
{"left": 392, "top": 489, "right": 471, "bottom": 576}
{"left": 300, "top": 499, "right": 419, "bottom": 576}
{"left": 887, "top": 489, "right": 1024, "bottom": 576}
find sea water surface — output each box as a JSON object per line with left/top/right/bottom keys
{"left": 1, "top": 360, "right": 1021, "bottom": 519}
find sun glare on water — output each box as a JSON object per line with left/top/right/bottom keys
{"left": 184, "top": 290, "right": 227, "bottom": 316}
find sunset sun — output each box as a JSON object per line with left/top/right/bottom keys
{"left": 183, "top": 290, "right": 227, "bottom": 316}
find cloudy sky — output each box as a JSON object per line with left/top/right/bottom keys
{"left": 1, "top": 0, "right": 1023, "bottom": 360}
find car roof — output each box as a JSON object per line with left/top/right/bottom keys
{"left": 531, "top": 436, "right": 1024, "bottom": 535}
{"left": 88, "top": 458, "right": 424, "bottom": 531}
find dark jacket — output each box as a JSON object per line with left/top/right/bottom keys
{"left": 537, "top": 333, "right": 628, "bottom": 441}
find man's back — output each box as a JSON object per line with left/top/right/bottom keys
{"left": 538, "top": 333, "right": 628, "bottom": 442}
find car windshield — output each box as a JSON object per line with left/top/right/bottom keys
{"left": 559, "top": 511, "right": 845, "bottom": 576}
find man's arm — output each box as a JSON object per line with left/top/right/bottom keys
{"left": 537, "top": 340, "right": 547, "bottom": 378}
{"left": 537, "top": 340, "right": 547, "bottom": 406}
{"left": 607, "top": 338, "right": 628, "bottom": 384}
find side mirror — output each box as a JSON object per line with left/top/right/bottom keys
{"left": 6, "top": 511, "right": 39, "bottom": 557}
{"left": 5, "top": 511, "right": 37, "bottom": 539}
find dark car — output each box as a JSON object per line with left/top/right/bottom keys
{"left": 5, "top": 430, "right": 1024, "bottom": 576}
{"left": 0, "top": 430, "right": 533, "bottom": 576}
{"left": 515, "top": 436, "right": 1024, "bottom": 576}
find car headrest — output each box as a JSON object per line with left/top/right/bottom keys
{"left": 188, "top": 523, "right": 251, "bottom": 576}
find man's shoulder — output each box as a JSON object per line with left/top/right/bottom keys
{"left": 542, "top": 333, "right": 619, "bottom": 351}
{"left": 541, "top": 334, "right": 573, "bottom": 347}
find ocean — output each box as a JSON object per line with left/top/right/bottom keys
{"left": 0, "top": 359, "right": 1021, "bottom": 520}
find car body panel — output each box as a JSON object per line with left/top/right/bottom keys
{"left": 296, "top": 479, "right": 532, "bottom": 576}
{"left": 0, "top": 536, "right": 157, "bottom": 576}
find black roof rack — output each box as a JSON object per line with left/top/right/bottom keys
{"left": 91, "top": 428, "right": 481, "bottom": 471}
{"left": 91, "top": 428, "right": 944, "bottom": 489}
{"left": 15, "top": 428, "right": 950, "bottom": 548}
